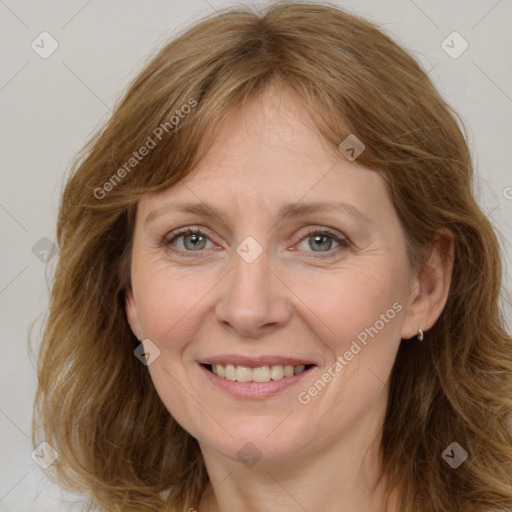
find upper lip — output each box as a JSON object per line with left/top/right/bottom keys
{"left": 200, "top": 355, "right": 317, "bottom": 367}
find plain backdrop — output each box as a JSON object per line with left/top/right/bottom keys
{"left": 0, "top": 0, "right": 511, "bottom": 510}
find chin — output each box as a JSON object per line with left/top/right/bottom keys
{"left": 197, "top": 417, "right": 314, "bottom": 466}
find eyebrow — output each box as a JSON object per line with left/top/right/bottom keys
{"left": 144, "top": 200, "right": 373, "bottom": 226}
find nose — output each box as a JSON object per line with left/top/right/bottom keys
{"left": 214, "top": 244, "right": 291, "bottom": 338}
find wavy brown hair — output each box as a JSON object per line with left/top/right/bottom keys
{"left": 32, "top": 2, "right": 512, "bottom": 511}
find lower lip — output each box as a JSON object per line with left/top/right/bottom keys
{"left": 199, "top": 364, "right": 316, "bottom": 399}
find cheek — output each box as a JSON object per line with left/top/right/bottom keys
{"left": 133, "top": 267, "right": 217, "bottom": 351}
{"left": 291, "top": 266, "right": 405, "bottom": 425}
{"left": 294, "top": 260, "right": 407, "bottom": 351}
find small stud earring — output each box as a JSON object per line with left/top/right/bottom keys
{"left": 417, "top": 328, "right": 424, "bottom": 342}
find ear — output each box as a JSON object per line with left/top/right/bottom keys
{"left": 401, "top": 230, "right": 454, "bottom": 340}
{"left": 125, "top": 286, "right": 141, "bottom": 340}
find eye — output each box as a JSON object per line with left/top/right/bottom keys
{"left": 163, "top": 227, "right": 214, "bottom": 253}
{"left": 163, "top": 226, "right": 351, "bottom": 257}
{"left": 297, "top": 228, "right": 350, "bottom": 256}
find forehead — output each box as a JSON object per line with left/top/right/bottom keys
{"left": 144, "top": 86, "right": 387, "bottom": 207}
{"left": 189, "top": 85, "right": 341, "bottom": 179}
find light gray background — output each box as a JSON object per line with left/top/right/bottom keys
{"left": 0, "top": 0, "right": 511, "bottom": 510}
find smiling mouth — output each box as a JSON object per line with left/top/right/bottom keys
{"left": 202, "top": 363, "right": 316, "bottom": 383}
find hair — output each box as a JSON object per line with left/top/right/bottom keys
{"left": 32, "top": 1, "right": 512, "bottom": 511}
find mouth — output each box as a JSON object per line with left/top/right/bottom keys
{"left": 198, "top": 355, "right": 319, "bottom": 398}
{"left": 201, "top": 363, "right": 316, "bottom": 383}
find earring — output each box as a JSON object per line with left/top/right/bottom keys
{"left": 417, "top": 328, "right": 424, "bottom": 342}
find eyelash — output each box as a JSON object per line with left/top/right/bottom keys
{"left": 163, "top": 226, "right": 351, "bottom": 258}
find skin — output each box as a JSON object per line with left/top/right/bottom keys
{"left": 125, "top": 84, "right": 453, "bottom": 512}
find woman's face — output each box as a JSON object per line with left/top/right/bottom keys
{"left": 126, "top": 86, "right": 420, "bottom": 467}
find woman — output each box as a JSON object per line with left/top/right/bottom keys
{"left": 33, "top": 1, "right": 512, "bottom": 511}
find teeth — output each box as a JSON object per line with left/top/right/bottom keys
{"left": 270, "top": 365, "right": 284, "bottom": 380}
{"left": 294, "top": 365, "right": 305, "bottom": 375}
{"left": 236, "top": 365, "right": 252, "bottom": 382}
{"left": 225, "top": 364, "right": 236, "bottom": 381}
{"left": 284, "top": 365, "right": 294, "bottom": 377}
{"left": 253, "top": 366, "right": 270, "bottom": 383}
{"left": 209, "top": 363, "right": 309, "bottom": 382}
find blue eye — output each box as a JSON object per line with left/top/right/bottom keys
{"left": 164, "top": 227, "right": 350, "bottom": 257}
{"left": 164, "top": 228, "right": 213, "bottom": 252}
{"left": 299, "top": 228, "right": 350, "bottom": 255}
